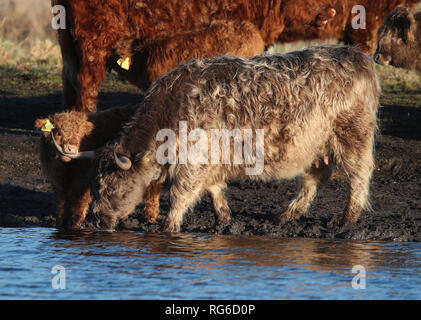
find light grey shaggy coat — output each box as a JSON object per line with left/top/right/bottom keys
{"left": 91, "top": 45, "right": 380, "bottom": 232}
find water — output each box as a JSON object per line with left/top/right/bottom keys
{"left": 0, "top": 227, "right": 420, "bottom": 299}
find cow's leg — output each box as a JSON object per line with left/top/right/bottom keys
{"left": 62, "top": 70, "right": 79, "bottom": 111}
{"left": 333, "top": 109, "right": 376, "bottom": 223}
{"left": 57, "top": 28, "right": 80, "bottom": 110}
{"left": 340, "top": 140, "right": 374, "bottom": 223}
{"left": 76, "top": 46, "right": 109, "bottom": 113}
{"left": 207, "top": 182, "right": 231, "bottom": 224}
{"left": 280, "top": 163, "right": 331, "bottom": 222}
{"left": 164, "top": 167, "right": 206, "bottom": 233}
{"left": 143, "top": 181, "right": 162, "bottom": 223}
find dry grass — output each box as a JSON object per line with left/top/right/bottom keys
{"left": 0, "top": 0, "right": 60, "bottom": 71}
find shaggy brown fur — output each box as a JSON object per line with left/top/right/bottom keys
{"left": 52, "top": 0, "right": 283, "bottom": 112}
{"left": 279, "top": 0, "right": 419, "bottom": 54}
{"left": 109, "top": 20, "right": 265, "bottom": 91}
{"left": 35, "top": 105, "right": 162, "bottom": 229}
{"left": 374, "top": 5, "right": 421, "bottom": 72}
{"left": 52, "top": 0, "right": 410, "bottom": 113}
{"left": 90, "top": 45, "right": 380, "bottom": 233}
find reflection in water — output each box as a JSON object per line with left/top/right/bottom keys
{"left": 0, "top": 228, "right": 420, "bottom": 299}
{"left": 50, "top": 230, "right": 405, "bottom": 273}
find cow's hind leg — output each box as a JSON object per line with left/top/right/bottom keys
{"left": 339, "top": 140, "right": 374, "bottom": 224}
{"left": 207, "top": 182, "right": 231, "bottom": 224}
{"left": 334, "top": 109, "right": 376, "bottom": 224}
{"left": 280, "top": 163, "right": 331, "bottom": 222}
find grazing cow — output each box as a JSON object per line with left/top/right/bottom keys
{"left": 374, "top": 5, "right": 421, "bottom": 72}
{"left": 89, "top": 45, "right": 380, "bottom": 233}
{"left": 35, "top": 105, "right": 162, "bottom": 229}
{"left": 51, "top": 0, "right": 409, "bottom": 113}
{"left": 110, "top": 20, "right": 264, "bottom": 91}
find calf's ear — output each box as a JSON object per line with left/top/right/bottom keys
{"left": 81, "top": 120, "right": 94, "bottom": 135}
{"left": 35, "top": 118, "right": 55, "bottom": 137}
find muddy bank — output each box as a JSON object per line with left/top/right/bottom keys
{"left": 0, "top": 85, "right": 420, "bottom": 240}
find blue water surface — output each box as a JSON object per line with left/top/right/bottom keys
{"left": 0, "top": 227, "right": 420, "bottom": 299}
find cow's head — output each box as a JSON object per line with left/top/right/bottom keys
{"left": 374, "top": 5, "right": 418, "bottom": 67}
{"left": 35, "top": 112, "right": 95, "bottom": 162}
{"left": 90, "top": 143, "right": 162, "bottom": 230}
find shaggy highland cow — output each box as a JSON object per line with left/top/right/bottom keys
{"left": 110, "top": 20, "right": 265, "bottom": 91}
{"left": 89, "top": 45, "right": 380, "bottom": 233}
{"left": 51, "top": 0, "right": 411, "bottom": 113}
{"left": 374, "top": 5, "right": 421, "bottom": 72}
{"left": 35, "top": 105, "right": 162, "bottom": 229}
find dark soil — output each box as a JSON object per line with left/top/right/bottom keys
{"left": 0, "top": 71, "right": 420, "bottom": 241}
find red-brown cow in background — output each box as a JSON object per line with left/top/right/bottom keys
{"left": 51, "top": 0, "right": 419, "bottom": 113}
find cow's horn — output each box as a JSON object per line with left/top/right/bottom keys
{"left": 114, "top": 150, "right": 132, "bottom": 170}
{"left": 50, "top": 131, "right": 95, "bottom": 160}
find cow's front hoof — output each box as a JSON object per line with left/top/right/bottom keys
{"left": 217, "top": 208, "right": 231, "bottom": 225}
{"left": 163, "top": 220, "right": 180, "bottom": 233}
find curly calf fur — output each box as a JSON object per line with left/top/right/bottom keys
{"left": 36, "top": 105, "right": 161, "bottom": 229}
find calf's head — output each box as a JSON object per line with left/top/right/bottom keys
{"left": 35, "top": 111, "right": 95, "bottom": 162}
{"left": 374, "top": 5, "right": 419, "bottom": 68}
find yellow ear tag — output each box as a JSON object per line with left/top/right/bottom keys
{"left": 117, "top": 57, "right": 131, "bottom": 70}
{"left": 41, "top": 119, "right": 55, "bottom": 132}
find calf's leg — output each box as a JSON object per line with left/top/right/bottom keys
{"left": 62, "top": 186, "right": 92, "bottom": 229}
{"left": 143, "top": 181, "right": 162, "bottom": 223}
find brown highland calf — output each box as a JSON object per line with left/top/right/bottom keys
{"left": 88, "top": 45, "right": 380, "bottom": 233}
{"left": 52, "top": 0, "right": 413, "bottom": 113}
{"left": 374, "top": 5, "right": 421, "bottom": 72}
{"left": 35, "top": 105, "right": 161, "bottom": 229}
{"left": 110, "top": 20, "right": 264, "bottom": 91}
